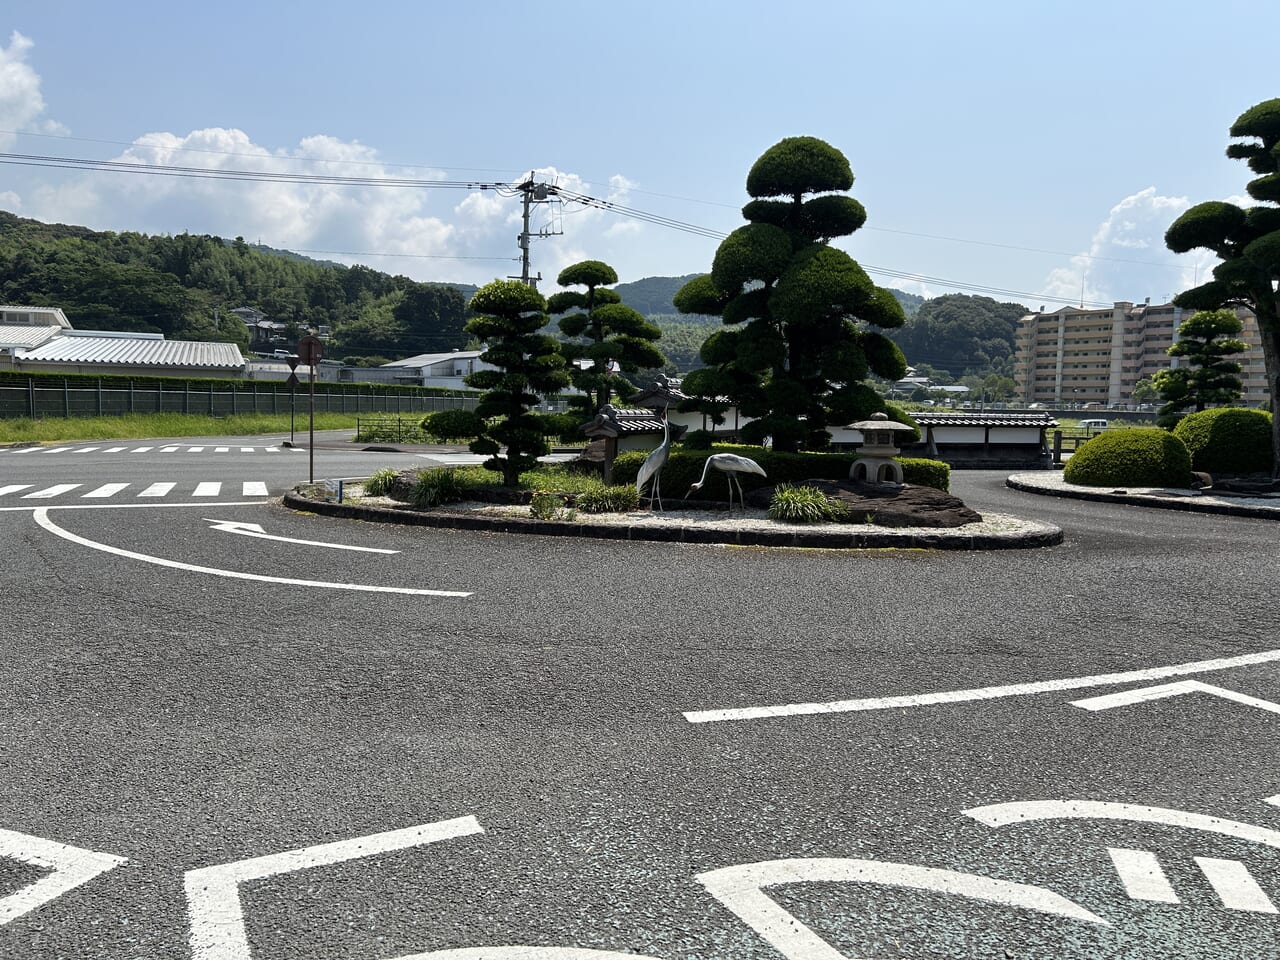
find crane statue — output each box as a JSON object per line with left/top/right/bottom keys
{"left": 688, "top": 453, "right": 767, "bottom": 510}
{"left": 635, "top": 412, "right": 672, "bottom": 511}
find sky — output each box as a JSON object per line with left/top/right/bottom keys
{"left": 1, "top": 0, "right": 1277, "bottom": 312}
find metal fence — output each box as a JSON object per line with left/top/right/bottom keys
{"left": 0, "top": 378, "right": 486, "bottom": 420}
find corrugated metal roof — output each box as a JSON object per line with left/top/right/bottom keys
{"left": 0, "top": 324, "right": 62, "bottom": 349}
{"left": 18, "top": 336, "right": 244, "bottom": 368}
{"left": 383, "top": 350, "right": 483, "bottom": 368}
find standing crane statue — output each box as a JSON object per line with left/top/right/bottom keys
{"left": 688, "top": 453, "right": 767, "bottom": 510}
{"left": 635, "top": 412, "right": 672, "bottom": 511}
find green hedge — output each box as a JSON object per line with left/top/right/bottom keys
{"left": 1171, "top": 407, "right": 1273, "bottom": 475}
{"left": 613, "top": 444, "right": 949, "bottom": 500}
{"left": 1063, "top": 428, "right": 1192, "bottom": 487}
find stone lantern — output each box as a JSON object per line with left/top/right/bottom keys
{"left": 848, "top": 411, "right": 915, "bottom": 485}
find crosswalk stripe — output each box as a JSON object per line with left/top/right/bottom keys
{"left": 187, "top": 447, "right": 205, "bottom": 453}
{"left": 242, "top": 482, "right": 269, "bottom": 496}
{"left": 43, "top": 447, "right": 70, "bottom": 454}
{"left": 192, "top": 482, "right": 221, "bottom": 497}
{"left": 131, "top": 447, "right": 155, "bottom": 453}
{"left": 73, "top": 447, "right": 100, "bottom": 454}
{"left": 240, "top": 447, "right": 254, "bottom": 453}
{"left": 10, "top": 448, "right": 38, "bottom": 454}
{"left": 0, "top": 484, "right": 33, "bottom": 496}
{"left": 215, "top": 447, "right": 229, "bottom": 453}
{"left": 1107, "top": 848, "right": 1179, "bottom": 903}
{"left": 105, "top": 447, "right": 127, "bottom": 453}
{"left": 138, "top": 482, "right": 176, "bottom": 497}
{"left": 161, "top": 446, "right": 179, "bottom": 452}
{"left": 23, "top": 483, "right": 81, "bottom": 498}
{"left": 265, "top": 446, "right": 281, "bottom": 452}
{"left": 84, "top": 483, "right": 131, "bottom": 498}
{"left": 1195, "top": 857, "right": 1278, "bottom": 913}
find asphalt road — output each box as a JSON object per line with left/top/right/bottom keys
{"left": 1, "top": 438, "right": 1278, "bottom": 959}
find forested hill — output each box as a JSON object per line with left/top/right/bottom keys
{"left": 615, "top": 273, "right": 924, "bottom": 320}
{"left": 885, "top": 292, "right": 1028, "bottom": 378}
{"left": 0, "top": 211, "right": 477, "bottom": 361}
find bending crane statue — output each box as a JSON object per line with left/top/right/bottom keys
{"left": 689, "top": 453, "right": 767, "bottom": 510}
{"left": 635, "top": 414, "right": 672, "bottom": 511}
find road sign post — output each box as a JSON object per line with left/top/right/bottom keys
{"left": 296, "top": 336, "right": 324, "bottom": 483}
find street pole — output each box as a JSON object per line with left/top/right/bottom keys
{"left": 309, "top": 358, "right": 315, "bottom": 484}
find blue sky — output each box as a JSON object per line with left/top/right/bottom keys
{"left": 2, "top": 0, "right": 1277, "bottom": 310}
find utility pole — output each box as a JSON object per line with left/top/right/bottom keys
{"left": 510, "top": 174, "right": 562, "bottom": 288}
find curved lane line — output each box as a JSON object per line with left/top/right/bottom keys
{"left": 32, "top": 507, "right": 471, "bottom": 598}
{"left": 684, "top": 648, "right": 1280, "bottom": 723}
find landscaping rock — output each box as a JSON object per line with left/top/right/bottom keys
{"left": 745, "top": 479, "right": 982, "bottom": 528}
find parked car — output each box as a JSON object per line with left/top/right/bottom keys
{"left": 1078, "top": 418, "right": 1109, "bottom": 435}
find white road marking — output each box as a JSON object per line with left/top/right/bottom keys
{"left": 161, "top": 446, "right": 179, "bottom": 452}
{"left": 1195, "top": 856, "right": 1278, "bottom": 913}
{"left": 697, "top": 857, "right": 1106, "bottom": 960}
{"left": 204, "top": 518, "right": 398, "bottom": 553}
{"left": 215, "top": 446, "right": 229, "bottom": 453}
{"left": 10, "top": 447, "right": 38, "bottom": 454}
{"left": 1264, "top": 795, "right": 1280, "bottom": 808}
{"left": 0, "top": 828, "right": 126, "bottom": 926}
{"left": 966, "top": 800, "right": 1280, "bottom": 851}
{"left": 42, "top": 447, "right": 70, "bottom": 454}
{"left": 396, "top": 950, "right": 662, "bottom": 959}
{"left": 1107, "top": 848, "right": 1179, "bottom": 903}
{"left": 105, "top": 446, "right": 126, "bottom": 452}
{"left": 241, "top": 482, "right": 269, "bottom": 497}
{"left": 240, "top": 447, "right": 254, "bottom": 452}
{"left": 0, "top": 484, "right": 32, "bottom": 497}
{"left": 32, "top": 507, "right": 471, "bottom": 596}
{"left": 1071, "top": 679, "right": 1280, "bottom": 716}
{"left": 72, "top": 447, "right": 99, "bottom": 454}
{"left": 22, "top": 483, "right": 81, "bottom": 499}
{"left": 131, "top": 446, "right": 154, "bottom": 453}
{"left": 192, "top": 482, "right": 221, "bottom": 497}
{"left": 684, "top": 648, "right": 1280, "bottom": 723}
{"left": 84, "top": 483, "right": 130, "bottom": 499}
{"left": 187, "top": 446, "right": 205, "bottom": 453}
{"left": 265, "top": 446, "right": 280, "bottom": 452}
{"left": 139, "top": 482, "right": 177, "bottom": 497}
{"left": 184, "top": 816, "right": 483, "bottom": 960}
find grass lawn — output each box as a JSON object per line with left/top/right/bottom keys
{"left": 0, "top": 412, "right": 363, "bottom": 444}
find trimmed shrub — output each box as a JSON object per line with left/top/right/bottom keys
{"left": 612, "top": 445, "right": 950, "bottom": 498}
{"left": 1171, "top": 407, "right": 1273, "bottom": 475}
{"left": 1063, "top": 428, "right": 1192, "bottom": 487}
{"left": 768, "top": 484, "right": 848, "bottom": 523}
{"left": 421, "top": 408, "right": 487, "bottom": 442}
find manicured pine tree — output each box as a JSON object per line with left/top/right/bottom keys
{"left": 1153, "top": 308, "right": 1247, "bottom": 427}
{"left": 673, "top": 136, "right": 909, "bottom": 452}
{"left": 464, "top": 280, "right": 570, "bottom": 486}
{"left": 547, "top": 260, "right": 666, "bottom": 417}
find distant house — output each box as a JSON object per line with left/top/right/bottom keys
{"left": 0, "top": 305, "right": 244, "bottom": 378}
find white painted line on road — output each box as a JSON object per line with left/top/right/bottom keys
{"left": 395, "top": 949, "right": 663, "bottom": 959}
{"left": 41, "top": 447, "right": 70, "bottom": 454}
{"left": 697, "top": 857, "right": 1106, "bottom": 960}
{"left": 1107, "top": 848, "right": 1179, "bottom": 903}
{"left": 1264, "top": 795, "right": 1280, "bottom": 809}
{"left": 240, "top": 447, "right": 253, "bottom": 453}
{"left": 1071, "top": 679, "right": 1280, "bottom": 716}
{"left": 139, "top": 482, "right": 177, "bottom": 497}
{"left": 84, "top": 482, "right": 130, "bottom": 499}
{"left": 966, "top": 800, "right": 1280, "bottom": 852}
{"left": 192, "top": 482, "right": 221, "bottom": 497}
{"left": 105, "top": 446, "right": 126, "bottom": 452}
{"left": 131, "top": 446, "right": 154, "bottom": 453}
{"left": 0, "top": 828, "right": 127, "bottom": 926}
{"left": 1195, "top": 857, "right": 1278, "bottom": 913}
{"left": 184, "top": 816, "right": 483, "bottom": 960}
{"left": 683, "top": 648, "right": 1280, "bottom": 723}
{"left": 241, "top": 482, "right": 269, "bottom": 497}
{"left": 72, "top": 447, "right": 100, "bottom": 454}
{"left": 22, "top": 483, "right": 81, "bottom": 499}
{"left": 215, "top": 446, "right": 229, "bottom": 453}
{"left": 162, "top": 446, "right": 179, "bottom": 452}
{"left": 32, "top": 507, "right": 471, "bottom": 596}
{"left": 10, "top": 447, "right": 37, "bottom": 454}
{"left": 204, "top": 518, "right": 399, "bottom": 553}
{"left": 187, "top": 446, "right": 205, "bottom": 453}
{"left": 0, "top": 484, "right": 32, "bottom": 497}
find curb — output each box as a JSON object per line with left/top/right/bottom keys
{"left": 1005, "top": 475, "right": 1280, "bottom": 520}
{"left": 283, "top": 491, "right": 1063, "bottom": 551}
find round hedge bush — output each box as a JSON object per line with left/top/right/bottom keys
{"left": 1063, "top": 428, "right": 1192, "bottom": 487}
{"left": 1171, "top": 407, "right": 1273, "bottom": 475}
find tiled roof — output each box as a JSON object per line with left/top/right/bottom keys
{"left": 18, "top": 336, "right": 244, "bottom": 368}
{"left": 910, "top": 412, "right": 1059, "bottom": 428}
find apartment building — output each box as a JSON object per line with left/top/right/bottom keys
{"left": 1013, "top": 300, "right": 1268, "bottom": 408}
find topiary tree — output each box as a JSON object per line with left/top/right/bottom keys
{"left": 1172, "top": 407, "right": 1274, "bottom": 475}
{"left": 464, "top": 280, "right": 571, "bottom": 486}
{"left": 1063, "top": 428, "right": 1192, "bottom": 487}
{"left": 1152, "top": 308, "right": 1247, "bottom": 427}
{"left": 1165, "top": 98, "right": 1280, "bottom": 475}
{"left": 547, "top": 260, "right": 666, "bottom": 417}
{"left": 674, "top": 136, "right": 908, "bottom": 452}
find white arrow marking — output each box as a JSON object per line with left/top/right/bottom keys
{"left": 684, "top": 648, "right": 1280, "bottom": 723}
{"left": 184, "top": 817, "right": 483, "bottom": 960}
{"left": 33, "top": 508, "right": 469, "bottom": 597}
{"left": 1070, "top": 679, "right": 1280, "bottom": 716}
{"left": 0, "top": 829, "right": 127, "bottom": 926}
{"left": 203, "top": 518, "right": 399, "bottom": 554}
{"left": 697, "top": 857, "right": 1106, "bottom": 960}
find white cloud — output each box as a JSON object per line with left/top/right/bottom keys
{"left": 0, "top": 30, "right": 67, "bottom": 150}
{"left": 1041, "top": 187, "right": 1218, "bottom": 307}
{"left": 0, "top": 189, "right": 19, "bottom": 210}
